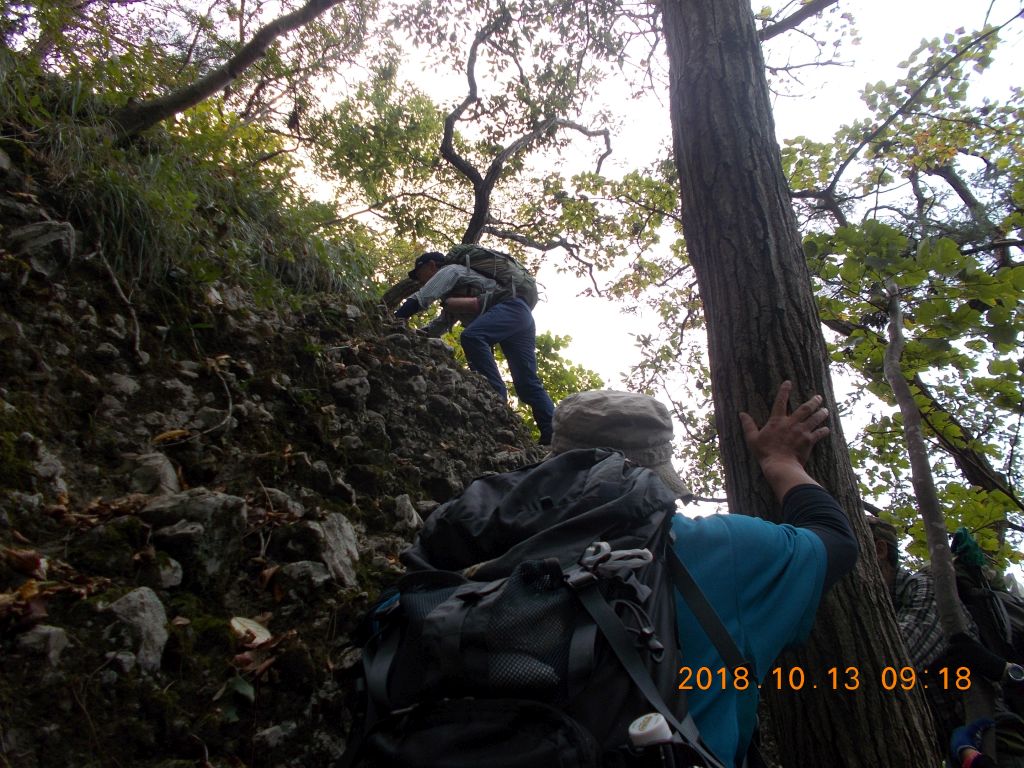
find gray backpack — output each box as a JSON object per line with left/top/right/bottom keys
{"left": 444, "top": 244, "right": 539, "bottom": 309}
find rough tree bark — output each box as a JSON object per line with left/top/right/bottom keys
{"left": 661, "top": 0, "right": 939, "bottom": 765}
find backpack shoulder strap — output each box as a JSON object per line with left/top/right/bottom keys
{"left": 668, "top": 548, "right": 750, "bottom": 671}
{"left": 570, "top": 578, "right": 727, "bottom": 768}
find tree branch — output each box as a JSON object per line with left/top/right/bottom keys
{"left": 439, "top": 22, "right": 496, "bottom": 199}
{"left": 758, "top": 0, "right": 839, "bottom": 42}
{"left": 926, "top": 164, "right": 1007, "bottom": 262}
{"left": 798, "top": 21, "right": 1012, "bottom": 207}
{"left": 110, "top": 0, "right": 346, "bottom": 138}
{"left": 442, "top": 20, "right": 613, "bottom": 244}
{"left": 882, "top": 280, "right": 997, "bottom": 738}
{"left": 823, "top": 314, "right": 1024, "bottom": 513}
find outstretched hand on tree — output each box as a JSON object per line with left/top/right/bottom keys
{"left": 740, "top": 380, "right": 831, "bottom": 501}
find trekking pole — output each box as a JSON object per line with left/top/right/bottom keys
{"left": 629, "top": 713, "right": 678, "bottom": 768}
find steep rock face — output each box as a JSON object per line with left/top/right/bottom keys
{"left": 0, "top": 159, "right": 544, "bottom": 767}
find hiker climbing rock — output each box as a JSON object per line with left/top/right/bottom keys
{"left": 394, "top": 247, "right": 554, "bottom": 444}
{"left": 346, "top": 381, "right": 858, "bottom": 768}
{"left": 546, "top": 382, "right": 859, "bottom": 767}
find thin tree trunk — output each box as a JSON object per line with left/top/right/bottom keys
{"left": 661, "top": 0, "right": 939, "bottom": 764}
{"left": 883, "top": 282, "right": 998, "bottom": 755}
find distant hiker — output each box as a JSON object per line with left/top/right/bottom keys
{"left": 548, "top": 383, "right": 858, "bottom": 766}
{"left": 867, "top": 516, "right": 1024, "bottom": 765}
{"left": 395, "top": 249, "right": 554, "bottom": 444}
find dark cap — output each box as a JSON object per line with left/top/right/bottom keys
{"left": 408, "top": 251, "right": 445, "bottom": 279}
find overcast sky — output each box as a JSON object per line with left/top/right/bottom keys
{"left": 534, "top": 0, "right": 1023, "bottom": 389}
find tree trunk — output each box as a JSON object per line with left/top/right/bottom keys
{"left": 883, "top": 283, "right": 998, "bottom": 755}
{"left": 382, "top": 276, "right": 420, "bottom": 308}
{"left": 661, "top": 0, "right": 940, "bottom": 765}
{"left": 109, "top": 0, "right": 344, "bottom": 139}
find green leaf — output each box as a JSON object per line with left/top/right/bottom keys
{"left": 988, "top": 323, "right": 1019, "bottom": 348}
{"left": 1010, "top": 267, "right": 1024, "bottom": 292}
{"left": 226, "top": 676, "right": 255, "bottom": 703}
{"left": 917, "top": 337, "right": 953, "bottom": 353}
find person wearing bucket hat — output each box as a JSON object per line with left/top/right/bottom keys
{"left": 395, "top": 250, "right": 554, "bottom": 444}
{"left": 550, "top": 381, "right": 859, "bottom": 766}
{"left": 549, "top": 389, "right": 694, "bottom": 501}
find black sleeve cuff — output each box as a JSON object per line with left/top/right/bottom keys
{"left": 781, "top": 484, "right": 858, "bottom": 592}
{"left": 395, "top": 297, "right": 421, "bottom": 319}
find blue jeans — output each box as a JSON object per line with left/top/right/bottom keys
{"left": 460, "top": 298, "right": 555, "bottom": 441}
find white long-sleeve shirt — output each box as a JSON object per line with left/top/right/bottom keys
{"left": 412, "top": 264, "right": 497, "bottom": 308}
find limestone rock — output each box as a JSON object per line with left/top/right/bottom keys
{"left": 391, "top": 494, "right": 423, "bottom": 533}
{"left": 140, "top": 489, "right": 247, "bottom": 590}
{"left": 17, "top": 625, "right": 69, "bottom": 666}
{"left": 106, "top": 587, "right": 168, "bottom": 674}
{"left": 8, "top": 220, "right": 77, "bottom": 276}
{"left": 129, "top": 452, "right": 181, "bottom": 496}
{"left": 302, "top": 513, "right": 360, "bottom": 587}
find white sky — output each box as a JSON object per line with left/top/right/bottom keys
{"left": 533, "top": 0, "right": 1023, "bottom": 389}
{"left": 523, "top": 1, "right": 1024, "bottom": 546}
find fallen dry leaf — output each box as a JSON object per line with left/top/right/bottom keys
{"left": 17, "top": 580, "right": 40, "bottom": 600}
{"left": 229, "top": 617, "right": 273, "bottom": 646}
{"left": 152, "top": 429, "right": 190, "bottom": 445}
{"left": 3, "top": 548, "right": 48, "bottom": 579}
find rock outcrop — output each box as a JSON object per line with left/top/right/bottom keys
{"left": 0, "top": 163, "right": 543, "bottom": 766}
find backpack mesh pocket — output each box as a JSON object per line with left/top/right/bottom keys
{"left": 484, "top": 560, "right": 575, "bottom": 691}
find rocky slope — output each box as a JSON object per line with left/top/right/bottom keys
{"left": 0, "top": 148, "right": 544, "bottom": 767}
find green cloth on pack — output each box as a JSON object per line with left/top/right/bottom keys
{"left": 952, "top": 527, "right": 987, "bottom": 567}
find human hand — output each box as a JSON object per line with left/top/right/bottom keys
{"left": 740, "top": 381, "right": 830, "bottom": 472}
{"left": 738, "top": 381, "right": 830, "bottom": 501}
{"left": 950, "top": 718, "right": 994, "bottom": 762}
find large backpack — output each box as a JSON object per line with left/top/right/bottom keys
{"left": 444, "top": 244, "right": 539, "bottom": 310}
{"left": 342, "top": 448, "right": 746, "bottom": 768}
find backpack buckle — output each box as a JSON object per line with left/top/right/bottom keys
{"left": 565, "top": 568, "right": 598, "bottom": 589}
{"left": 580, "top": 541, "right": 612, "bottom": 570}
{"left": 565, "top": 543, "right": 612, "bottom": 589}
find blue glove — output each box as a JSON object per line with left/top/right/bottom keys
{"left": 950, "top": 718, "right": 995, "bottom": 763}
{"left": 395, "top": 297, "right": 421, "bottom": 319}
